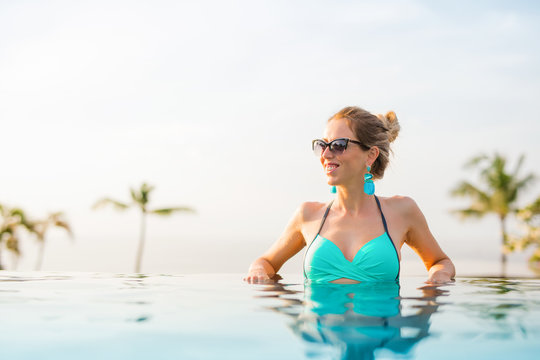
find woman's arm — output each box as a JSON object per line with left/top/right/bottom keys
{"left": 402, "top": 197, "right": 456, "bottom": 283}
{"left": 243, "top": 203, "right": 308, "bottom": 284}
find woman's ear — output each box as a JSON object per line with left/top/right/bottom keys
{"left": 368, "top": 146, "right": 380, "bottom": 164}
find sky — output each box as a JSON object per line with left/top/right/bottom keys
{"left": 1, "top": 0, "right": 540, "bottom": 276}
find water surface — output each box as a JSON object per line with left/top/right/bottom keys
{"left": 0, "top": 272, "right": 539, "bottom": 359}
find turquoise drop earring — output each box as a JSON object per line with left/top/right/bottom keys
{"left": 331, "top": 186, "right": 337, "bottom": 193}
{"left": 364, "top": 166, "right": 375, "bottom": 195}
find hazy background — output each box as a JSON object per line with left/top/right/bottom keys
{"left": 1, "top": 0, "right": 539, "bottom": 276}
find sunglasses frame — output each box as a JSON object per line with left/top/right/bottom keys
{"left": 311, "top": 137, "right": 369, "bottom": 156}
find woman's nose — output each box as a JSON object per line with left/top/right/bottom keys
{"left": 322, "top": 146, "right": 334, "bottom": 158}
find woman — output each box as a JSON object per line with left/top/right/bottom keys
{"left": 244, "top": 106, "right": 455, "bottom": 284}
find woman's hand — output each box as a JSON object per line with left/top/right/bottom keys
{"left": 426, "top": 258, "right": 455, "bottom": 284}
{"left": 243, "top": 268, "right": 272, "bottom": 284}
{"left": 243, "top": 258, "right": 276, "bottom": 284}
{"left": 426, "top": 272, "right": 454, "bottom": 284}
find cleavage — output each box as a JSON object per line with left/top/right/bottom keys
{"left": 319, "top": 230, "right": 385, "bottom": 262}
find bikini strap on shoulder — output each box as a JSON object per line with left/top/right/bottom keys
{"left": 374, "top": 195, "right": 401, "bottom": 280}
{"left": 374, "top": 195, "right": 390, "bottom": 234}
{"left": 303, "top": 199, "right": 334, "bottom": 280}
{"left": 316, "top": 200, "right": 334, "bottom": 235}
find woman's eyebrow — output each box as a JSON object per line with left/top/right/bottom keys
{"left": 323, "top": 137, "right": 340, "bottom": 142}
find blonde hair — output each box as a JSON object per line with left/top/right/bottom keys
{"left": 329, "top": 106, "right": 400, "bottom": 180}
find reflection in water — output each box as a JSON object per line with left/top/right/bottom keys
{"left": 457, "top": 278, "right": 536, "bottom": 338}
{"left": 259, "top": 280, "right": 449, "bottom": 360}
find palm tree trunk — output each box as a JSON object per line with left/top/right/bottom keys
{"left": 135, "top": 211, "right": 147, "bottom": 273}
{"left": 500, "top": 215, "right": 507, "bottom": 278}
{"left": 35, "top": 241, "right": 45, "bottom": 271}
{"left": 12, "top": 253, "right": 19, "bottom": 270}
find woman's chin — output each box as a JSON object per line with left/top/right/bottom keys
{"left": 327, "top": 177, "right": 339, "bottom": 186}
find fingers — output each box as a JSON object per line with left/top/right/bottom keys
{"left": 243, "top": 276, "right": 266, "bottom": 284}
{"left": 424, "top": 278, "right": 455, "bottom": 285}
{"left": 242, "top": 274, "right": 272, "bottom": 284}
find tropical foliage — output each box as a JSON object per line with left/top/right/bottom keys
{"left": 450, "top": 153, "right": 536, "bottom": 277}
{"left": 506, "top": 196, "right": 540, "bottom": 275}
{"left": 93, "top": 182, "right": 195, "bottom": 273}
{"left": 0, "top": 205, "right": 72, "bottom": 270}
{"left": 0, "top": 205, "right": 31, "bottom": 270}
{"left": 29, "top": 212, "right": 73, "bottom": 270}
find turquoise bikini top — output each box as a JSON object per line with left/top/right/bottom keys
{"left": 303, "top": 195, "right": 400, "bottom": 283}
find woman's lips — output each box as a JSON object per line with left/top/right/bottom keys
{"left": 326, "top": 163, "right": 339, "bottom": 174}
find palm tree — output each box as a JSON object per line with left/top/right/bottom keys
{"left": 0, "top": 205, "right": 32, "bottom": 270}
{"left": 450, "top": 153, "right": 536, "bottom": 277}
{"left": 93, "top": 183, "right": 195, "bottom": 273}
{"left": 29, "top": 212, "right": 73, "bottom": 271}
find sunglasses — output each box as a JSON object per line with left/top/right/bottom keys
{"left": 312, "top": 138, "right": 368, "bottom": 156}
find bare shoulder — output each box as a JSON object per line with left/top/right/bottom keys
{"left": 282, "top": 201, "right": 328, "bottom": 233}
{"left": 379, "top": 195, "right": 423, "bottom": 221}
{"left": 298, "top": 201, "right": 329, "bottom": 222}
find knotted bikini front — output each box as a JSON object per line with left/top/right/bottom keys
{"left": 303, "top": 195, "right": 400, "bottom": 283}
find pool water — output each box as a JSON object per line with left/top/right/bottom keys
{"left": 0, "top": 272, "right": 539, "bottom": 359}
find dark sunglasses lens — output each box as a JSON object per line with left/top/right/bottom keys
{"left": 330, "top": 139, "right": 347, "bottom": 153}
{"left": 313, "top": 140, "right": 327, "bottom": 156}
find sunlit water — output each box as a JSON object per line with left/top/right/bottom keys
{"left": 1, "top": 272, "right": 539, "bottom": 359}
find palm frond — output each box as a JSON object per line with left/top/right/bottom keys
{"left": 527, "top": 197, "right": 540, "bottom": 214}
{"left": 10, "top": 208, "right": 27, "bottom": 221}
{"left": 450, "top": 208, "right": 488, "bottom": 220}
{"left": 130, "top": 188, "right": 140, "bottom": 203}
{"left": 0, "top": 228, "right": 13, "bottom": 236}
{"left": 53, "top": 220, "right": 74, "bottom": 239}
{"left": 5, "top": 235, "right": 20, "bottom": 255}
{"left": 482, "top": 153, "right": 506, "bottom": 189}
{"left": 513, "top": 153, "right": 526, "bottom": 176}
{"left": 92, "top": 198, "right": 129, "bottom": 211}
{"left": 139, "top": 183, "right": 154, "bottom": 206}
{"left": 151, "top": 207, "right": 196, "bottom": 216}
{"left": 450, "top": 181, "right": 490, "bottom": 202}
{"left": 513, "top": 173, "right": 537, "bottom": 193}
{"left": 141, "top": 182, "right": 155, "bottom": 194}
{"left": 8, "top": 208, "right": 35, "bottom": 230}
{"left": 464, "top": 153, "right": 488, "bottom": 169}
{"left": 517, "top": 196, "right": 540, "bottom": 222}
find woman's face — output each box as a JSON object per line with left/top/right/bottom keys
{"left": 321, "top": 119, "right": 368, "bottom": 187}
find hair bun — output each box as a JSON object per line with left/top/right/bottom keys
{"left": 377, "top": 111, "right": 400, "bottom": 143}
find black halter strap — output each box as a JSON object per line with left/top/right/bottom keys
{"left": 315, "top": 200, "right": 334, "bottom": 236}
{"left": 303, "top": 200, "right": 334, "bottom": 279}
{"left": 374, "top": 195, "right": 390, "bottom": 234}
{"left": 316, "top": 196, "right": 388, "bottom": 236}
{"left": 374, "top": 195, "right": 401, "bottom": 280}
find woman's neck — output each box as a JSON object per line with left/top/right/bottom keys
{"left": 333, "top": 185, "right": 375, "bottom": 216}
